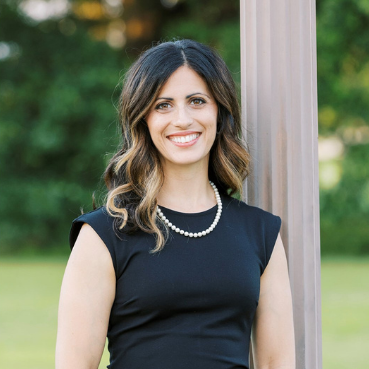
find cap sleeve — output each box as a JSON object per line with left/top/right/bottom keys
{"left": 262, "top": 213, "right": 282, "bottom": 275}
{"left": 69, "top": 206, "right": 118, "bottom": 274}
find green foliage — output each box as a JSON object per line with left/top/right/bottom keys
{"left": 0, "top": 3, "right": 123, "bottom": 252}
{"left": 317, "top": 0, "right": 369, "bottom": 255}
{"left": 317, "top": 0, "right": 369, "bottom": 134}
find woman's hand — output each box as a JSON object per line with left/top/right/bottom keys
{"left": 55, "top": 223, "right": 116, "bottom": 369}
{"left": 251, "top": 233, "right": 296, "bottom": 369}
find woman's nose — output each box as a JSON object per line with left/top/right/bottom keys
{"left": 173, "top": 105, "right": 193, "bottom": 128}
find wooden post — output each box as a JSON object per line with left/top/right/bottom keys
{"left": 240, "top": 1, "right": 322, "bottom": 368}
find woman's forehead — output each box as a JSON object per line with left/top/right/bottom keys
{"left": 157, "top": 66, "right": 212, "bottom": 97}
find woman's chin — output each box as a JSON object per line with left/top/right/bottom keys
{"left": 161, "top": 155, "right": 210, "bottom": 169}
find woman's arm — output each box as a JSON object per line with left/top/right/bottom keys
{"left": 55, "top": 223, "right": 116, "bottom": 369}
{"left": 251, "top": 233, "right": 295, "bottom": 369}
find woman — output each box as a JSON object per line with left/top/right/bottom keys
{"left": 56, "top": 39, "right": 295, "bottom": 369}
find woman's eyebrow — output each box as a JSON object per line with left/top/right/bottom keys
{"left": 155, "top": 97, "right": 174, "bottom": 101}
{"left": 155, "top": 92, "right": 211, "bottom": 102}
{"left": 186, "top": 92, "right": 210, "bottom": 99}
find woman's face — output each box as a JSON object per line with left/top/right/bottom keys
{"left": 145, "top": 66, "right": 218, "bottom": 171}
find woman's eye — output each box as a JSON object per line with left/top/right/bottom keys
{"left": 155, "top": 102, "right": 171, "bottom": 110}
{"left": 191, "top": 98, "right": 206, "bottom": 106}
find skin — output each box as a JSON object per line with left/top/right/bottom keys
{"left": 145, "top": 65, "right": 219, "bottom": 212}
{"left": 252, "top": 233, "right": 296, "bottom": 369}
{"left": 56, "top": 66, "right": 295, "bottom": 369}
{"left": 55, "top": 223, "right": 115, "bottom": 369}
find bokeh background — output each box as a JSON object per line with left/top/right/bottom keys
{"left": 0, "top": 0, "right": 368, "bottom": 368}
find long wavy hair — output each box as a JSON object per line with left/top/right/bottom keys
{"left": 104, "top": 39, "right": 250, "bottom": 253}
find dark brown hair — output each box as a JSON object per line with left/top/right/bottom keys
{"left": 104, "top": 39, "right": 250, "bottom": 252}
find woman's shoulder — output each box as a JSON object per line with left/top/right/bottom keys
{"left": 223, "top": 194, "right": 280, "bottom": 219}
{"left": 72, "top": 205, "right": 113, "bottom": 224}
{"left": 69, "top": 205, "right": 123, "bottom": 275}
{"left": 69, "top": 206, "right": 116, "bottom": 250}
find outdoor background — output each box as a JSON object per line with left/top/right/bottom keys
{"left": 0, "top": 0, "right": 368, "bottom": 368}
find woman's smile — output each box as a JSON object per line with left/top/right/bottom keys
{"left": 167, "top": 131, "right": 201, "bottom": 146}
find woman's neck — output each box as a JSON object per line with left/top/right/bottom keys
{"left": 157, "top": 164, "right": 217, "bottom": 213}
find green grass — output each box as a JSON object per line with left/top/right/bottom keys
{"left": 0, "top": 256, "right": 368, "bottom": 368}
{"left": 321, "top": 257, "right": 369, "bottom": 369}
{"left": 0, "top": 257, "right": 109, "bottom": 369}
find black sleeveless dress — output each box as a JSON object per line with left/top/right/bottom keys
{"left": 69, "top": 193, "right": 281, "bottom": 369}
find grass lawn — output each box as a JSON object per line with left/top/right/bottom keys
{"left": 0, "top": 257, "right": 109, "bottom": 369}
{"left": 0, "top": 256, "right": 368, "bottom": 368}
{"left": 321, "top": 257, "right": 369, "bottom": 369}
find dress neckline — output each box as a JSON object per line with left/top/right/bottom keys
{"left": 158, "top": 202, "right": 218, "bottom": 217}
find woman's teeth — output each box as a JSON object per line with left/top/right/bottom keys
{"left": 169, "top": 133, "right": 200, "bottom": 143}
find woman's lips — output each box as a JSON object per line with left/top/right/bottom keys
{"left": 167, "top": 132, "right": 201, "bottom": 147}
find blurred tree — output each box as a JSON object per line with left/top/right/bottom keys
{"left": 316, "top": 0, "right": 369, "bottom": 254}
{"left": 0, "top": 1, "right": 123, "bottom": 253}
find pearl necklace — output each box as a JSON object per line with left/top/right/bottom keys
{"left": 156, "top": 181, "right": 222, "bottom": 238}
